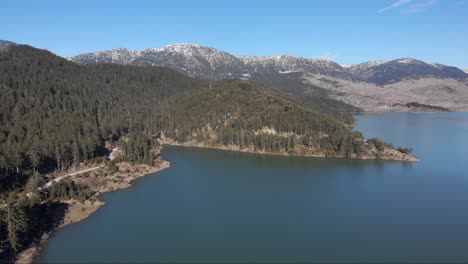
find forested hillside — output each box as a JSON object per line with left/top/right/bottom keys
{"left": 248, "top": 71, "right": 359, "bottom": 124}
{"left": 0, "top": 45, "right": 415, "bottom": 256}
{"left": 0, "top": 45, "right": 207, "bottom": 192}
{"left": 160, "top": 81, "right": 366, "bottom": 156}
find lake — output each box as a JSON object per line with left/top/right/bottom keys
{"left": 38, "top": 112, "right": 468, "bottom": 263}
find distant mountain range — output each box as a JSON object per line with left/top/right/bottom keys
{"left": 68, "top": 43, "right": 467, "bottom": 86}
{"left": 3, "top": 40, "right": 466, "bottom": 85}
{"left": 2, "top": 40, "right": 468, "bottom": 111}
{"left": 67, "top": 43, "right": 468, "bottom": 111}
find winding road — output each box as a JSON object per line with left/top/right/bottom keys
{"left": 42, "top": 165, "right": 104, "bottom": 189}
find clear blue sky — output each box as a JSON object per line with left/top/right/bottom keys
{"left": 2, "top": 0, "right": 468, "bottom": 68}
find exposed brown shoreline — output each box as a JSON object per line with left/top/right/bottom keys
{"left": 164, "top": 140, "right": 419, "bottom": 162}
{"left": 15, "top": 159, "right": 170, "bottom": 264}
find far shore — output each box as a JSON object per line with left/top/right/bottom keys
{"left": 163, "top": 140, "right": 419, "bottom": 162}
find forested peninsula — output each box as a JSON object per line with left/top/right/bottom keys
{"left": 0, "top": 45, "right": 417, "bottom": 262}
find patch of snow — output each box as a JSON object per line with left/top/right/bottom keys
{"left": 309, "top": 58, "right": 333, "bottom": 63}
{"left": 395, "top": 58, "right": 418, "bottom": 64}
{"left": 360, "top": 60, "right": 389, "bottom": 67}
{"left": 279, "top": 70, "right": 301, "bottom": 74}
{"left": 256, "top": 127, "right": 277, "bottom": 135}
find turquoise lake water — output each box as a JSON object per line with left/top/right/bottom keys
{"left": 39, "top": 112, "right": 468, "bottom": 263}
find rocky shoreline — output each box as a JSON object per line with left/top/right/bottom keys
{"left": 15, "top": 159, "right": 170, "bottom": 264}
{"left": 164, "top": 140, "right": 419, "bottom": 162}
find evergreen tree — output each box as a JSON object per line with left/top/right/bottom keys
{"left": 7, "top": 202, "right": 28, "bottom": 251}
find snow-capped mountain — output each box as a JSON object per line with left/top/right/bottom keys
{"left": 135, "top": 44, "right": 246, "bottom": 78}
{"left": 70, "top": 44, "right": 467, "bottom": 85}
{"left": 238, "top": 55, "right": 351, "bottom": 79}
{"left": 347, "top": 60, "right": 388, "bottom": 77}
{"left": 71, "top": 44, "right": 246, "bottom": 79}
{"left": 71, "top": 48, "right": 139, "bottom": 64}
{"left": 70, "top": 44, "right": 355, "bottom": 80}
{"left": 349, "top": 58, "right": 467, "bottom": 85}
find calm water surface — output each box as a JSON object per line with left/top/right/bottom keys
{"left": 39, "top": 112, "right": 468, "bottom": 263}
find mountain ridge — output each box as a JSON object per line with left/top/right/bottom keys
{"left": 2, "top": 40, "right": 465, "bottom": 84}
{"left": 68, "top": 43, "right": 467, "bottom": 85}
